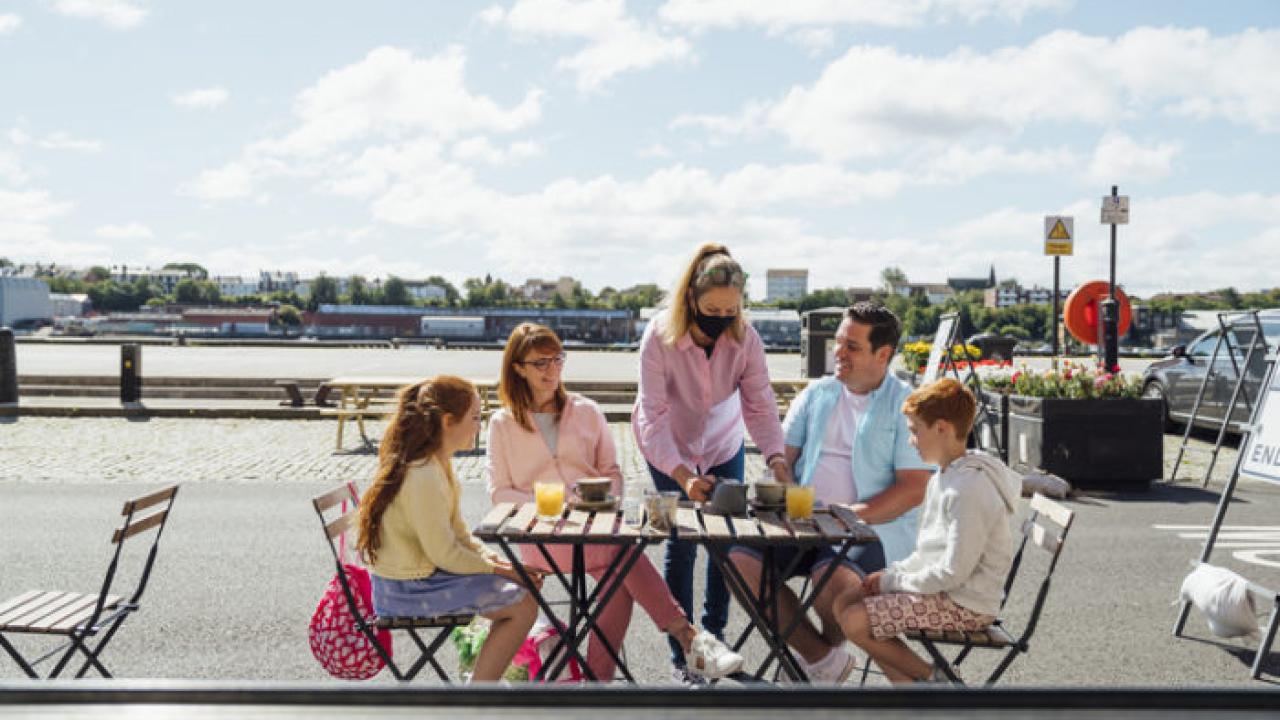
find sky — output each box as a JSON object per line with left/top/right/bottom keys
{"left": 1, "top": 0, "right": 1279, "bottom": 300}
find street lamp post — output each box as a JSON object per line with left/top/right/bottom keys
{"left": 1099, "top": 185, "right": 1121, "bottom": 371}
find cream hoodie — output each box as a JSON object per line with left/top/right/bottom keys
{"left": 880, "top": 452, "right": 1021, "bottom": 616}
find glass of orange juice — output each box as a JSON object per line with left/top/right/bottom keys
{"left": 786, "top": 485, "right": 815, "bottom": 520}
{"left": 534, "top": 481, "right": 565, "bottom": 521}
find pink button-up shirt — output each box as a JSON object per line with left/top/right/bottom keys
{"left": 632, "top": 310, "right": 785, "bottom": 478}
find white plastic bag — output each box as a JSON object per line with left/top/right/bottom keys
{"left": 1179, "top": 563, "right": 1260, "bottom": 639}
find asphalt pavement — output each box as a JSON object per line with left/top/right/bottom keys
{"left": 1, "top": 416, "right": 1277, "bottom": 686}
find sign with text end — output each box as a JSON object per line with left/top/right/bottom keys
{"left": 1044, "top": 216, "right": 1074, "bottom": 256}
{"left": 1101, "top": 195, "right": 1130, "bottom": 224}
{"left": 1241, "top": 372, "right": 1280, "bottom": 485}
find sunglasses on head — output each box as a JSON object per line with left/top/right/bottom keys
{"left": 695, "top": 265, "right": 747, "bottom": 289}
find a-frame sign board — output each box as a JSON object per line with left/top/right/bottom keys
{"left": 1172, "top": 333, "right": 1280, "bottom": 680}
{"left": 922, "top": 313, "right": 1004, "bottom": 460}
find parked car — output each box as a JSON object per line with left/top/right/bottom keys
{"left": 1140, "top": 311, "right": 1280, "bottom": 432}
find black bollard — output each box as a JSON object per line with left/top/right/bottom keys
{"left": 121, "top": 343, "right": 142, "bottom": 403}
{"left": 0, "top": 327, "right": 16, "bottom": 403}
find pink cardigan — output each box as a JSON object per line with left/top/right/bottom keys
{"left": 486, "top": 394, "right": 623, "bottom": 572}
{"left": 632, "top": 309, "right": 785, "bottom": 478}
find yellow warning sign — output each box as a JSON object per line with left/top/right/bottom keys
{"left": 1043, "top": 215, "right": 1074, "bottom": 256}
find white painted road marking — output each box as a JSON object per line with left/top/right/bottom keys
{"left": 1153, "top": 525, "right": 1280, "bottom": 570}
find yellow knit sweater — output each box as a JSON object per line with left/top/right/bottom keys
{"left": 369, "top": 455, "right": 498, "bottom": 580}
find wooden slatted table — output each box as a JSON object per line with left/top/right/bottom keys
{"left": 475, "top": 500, "right": 877, "bottom": 684}
{"left": 696, "top": 502, "right": 880, "bottom": 683}
{"left": 473, "top": 502, "right": 662, "bottom": 683}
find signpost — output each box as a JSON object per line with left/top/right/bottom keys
{"left": 1044, "top": 216, "right": 1073, "bottom": 360}
{"left": 1099, "top": 187, "right": 1129, "bottom": 371}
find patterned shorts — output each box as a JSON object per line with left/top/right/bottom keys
{"left": 864, "top": 592, "right": 995, "bottom": 640}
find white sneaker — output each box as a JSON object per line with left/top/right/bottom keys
{"left": 804, "top": 646, "right": 856, "bottom": 686}
{"left": 686, "top": 631, "right": 744, "bottom": 679}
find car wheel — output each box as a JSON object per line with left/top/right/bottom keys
{"left": 1142, "top": 381, "right": 1175, "bottom": 432}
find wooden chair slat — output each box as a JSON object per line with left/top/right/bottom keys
{"left": 475, "top": 502, "right": 516, "bottom": 534}
{"left": 325, "top": 511, "right": 357, "bottom": 540}
{"left": 675, "top": 507, "right": 703, "bottom": 540}
{"left": 813, "top": 513, "right": 848, "bottom": 541}
{"left": 0, "top": 591, "right": 44, "bottom": 620}
{"left": 122, "top": 485, "right": 178, "bottom": 515}
{"left": 756, "top": 512, "right": 791, "bottom": 539}
{"left": 702, "top": 513, "right": 734, "bottom": 540}
{"left": 44, "top": 595, "right": 123, "bottom": 634}
{"left": 313, "top": 484, "right": 357, "bottom": 515}
{"left": 16, "top": 594, "right": 100, "bottom": 633}
{"left": 0, "top": 591, "right": 64, "bottom": 627}
{"left": 5, "top": 591, "right": 83, "bottom": 629}
{"left": 112, "top": 509, "right": 168, "bottom": 544}
{"left": 616, "top": 512, "right": 642, "bottom": 538}
{"left": 1029, "top": 493, "right": 1073, "bottom": 529}
{"left": 1023, "top": 518, "right": 1063, "bottom": 556}
{"left": 588, "top": 512, "right": 618, "bottom": 536}
{"left": 499, "top": 504, "right": 540, "bottom": 537}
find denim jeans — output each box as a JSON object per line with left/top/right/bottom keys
{"left": 646, "top": 443, "right": 744, "bottom": 667}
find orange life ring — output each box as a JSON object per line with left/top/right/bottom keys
{"left": 1063, "top": 281, "right": 1131, "bottom": 344}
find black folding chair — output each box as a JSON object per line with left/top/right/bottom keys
{"left": 906, "top": 493, "right": 1075, "bottom": 685}
{"left": 311, "top": 483, "right": 473, "bottom": 682}
{"left": 0, "top": 485, "right": 179, "bottom": 678}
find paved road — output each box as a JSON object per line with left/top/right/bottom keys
{"left": 1, "top": 417, "right": 1276, "bottom": 686}
{"left": 14, "top": 344, "right": 1155, "bottom": 382}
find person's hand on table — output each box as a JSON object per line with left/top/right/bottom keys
{"left": 765, "top": 454, "right": 795, "bottom": 485}
{"left": 862, "top": 570, "right": 884, "bottom": 597}
{"left": 684, "top": 475, "right": 717, "bottom": 502}
{"left": 495, "top": 561, "right": 544, "bottom": 590}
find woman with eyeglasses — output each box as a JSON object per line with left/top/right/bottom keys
{"left": 487, "top": 322, "right": 743, "bottom": 682}
{"left": 633, "top": 243, "right": 793, "bottom": 684}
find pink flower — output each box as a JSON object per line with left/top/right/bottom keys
{"left": 1011, "top": 371, "right": 1022, "bottom": 384}
{"left": 1111, "top": 364, "right": 1121, "bottom": 373}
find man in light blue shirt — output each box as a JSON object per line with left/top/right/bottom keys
{"left": 730, "top": 302, "right": 932, "bottom": 684}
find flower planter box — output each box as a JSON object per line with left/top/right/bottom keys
{"left": 997, "top": 394, "right": 1163, "bottom": 489}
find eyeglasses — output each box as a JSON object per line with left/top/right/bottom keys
{"left": 517, "top": 354, "right": 566, "bottom": 371}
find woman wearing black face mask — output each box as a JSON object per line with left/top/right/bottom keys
{"left": 632, "top": 242, "right": 793, "bottom": 684}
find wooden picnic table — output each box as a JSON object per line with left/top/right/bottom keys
{"left": 321, "top": 376, "right": 497, "bottom": 450}
{"left": 473, "top": 500, "right": 877, "bottom": 684}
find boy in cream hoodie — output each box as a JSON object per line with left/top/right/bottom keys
{"left": 834, "top": 378, "right": 1021, "bottom": 683}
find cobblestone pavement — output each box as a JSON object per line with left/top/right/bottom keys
{"left": 0, "top": 417, "right": 767, "bottom": 486}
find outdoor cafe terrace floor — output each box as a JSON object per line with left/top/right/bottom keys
{"left": 0, "top": 416, "right": 1277, "bottom": 686}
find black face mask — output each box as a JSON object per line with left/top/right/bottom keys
{"left": 694, "top": 308, "right": 736, "bottom": 340}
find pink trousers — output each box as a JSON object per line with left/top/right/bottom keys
{"left": 521, "top": 544, "right": 685, "bottom": 681}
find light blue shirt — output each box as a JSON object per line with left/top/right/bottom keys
{"left": 783, "top": 374, "right": 932, "bottom": 564}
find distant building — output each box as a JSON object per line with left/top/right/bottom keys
{"left": 765, "top": 269, "right": 808, "bottom": 303}
{"left": 110, "top": 266, "right": 194, "bottom": 294}
{"left": 307, "top": 304, "right": 632, "bottom": 342}
{"left": 0, "top": 277, "right": 52, "bottom": 326}
{"left": 888, "top": 281, "right": 955, "bottom": 306}
{"left": 259, "top": 270, "right": 308, "bottom": 296}
{"left": 405, "top": 281, "right": 448, "bottom": 302}
{"left": 182, "top": 307, "right": 275, "bottom": 335}
{"left": 948, "top": 265, "right": 997, "bottom": 293}
{"left": 49, "top": 292, "right": 90, "bottom": 318}
{"left": 521, "top": 276, "right": 577, "bottom": 302}
{"left": 212, "top": 276, "right": 260, "bottom": 298}
{"left": 983, "top": 284, "right": 1069, "bottom": 308}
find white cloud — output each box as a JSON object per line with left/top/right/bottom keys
{"left": 0, "top": 149, "right": 28, "bottom": 185}
{"left": 7, "top": 128, "right": 31, "bottom": 146}
{"left": 687, "top": 27, "right": 1280, "bottom": 161}
{"left": 916, "top": 143, "right": 1080, "bottom": 184}
{"left": 0, "top": 188, "right": 84, "bottom": 261}
{"left": 37, "top": 131, "right": 102, "bottom": 152}
{"left": 788, "top": 27, "right": 834, "bottom": 56}
{"left": 52, "top": 0, "right": 148, "bottom": 29}
{"left": 658, "top": 0, "right": 1070, "bottom": 31}
{"left": 172, "top": 87, "right": 229, "bottom": 110}
{"left": 184, "top": 46, "right": 542, "bottom": 201}
{"left": 94, "top": 222, "right": 154, "bottom": 239}
{"left": 1087, "top": 130, "right": 1179, "bottom": 184}
{"left": 0, "top": 13, "right": 22, "bottom": 34}
{"left": 486, "top": 0, "right": 692, "bottom": 90}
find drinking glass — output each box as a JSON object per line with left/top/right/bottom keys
{"left": 786, "top": 485, "right": 815, "bottom": 520}
{"left": 534, "top": 481, "right": 565, "bottom": 521}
